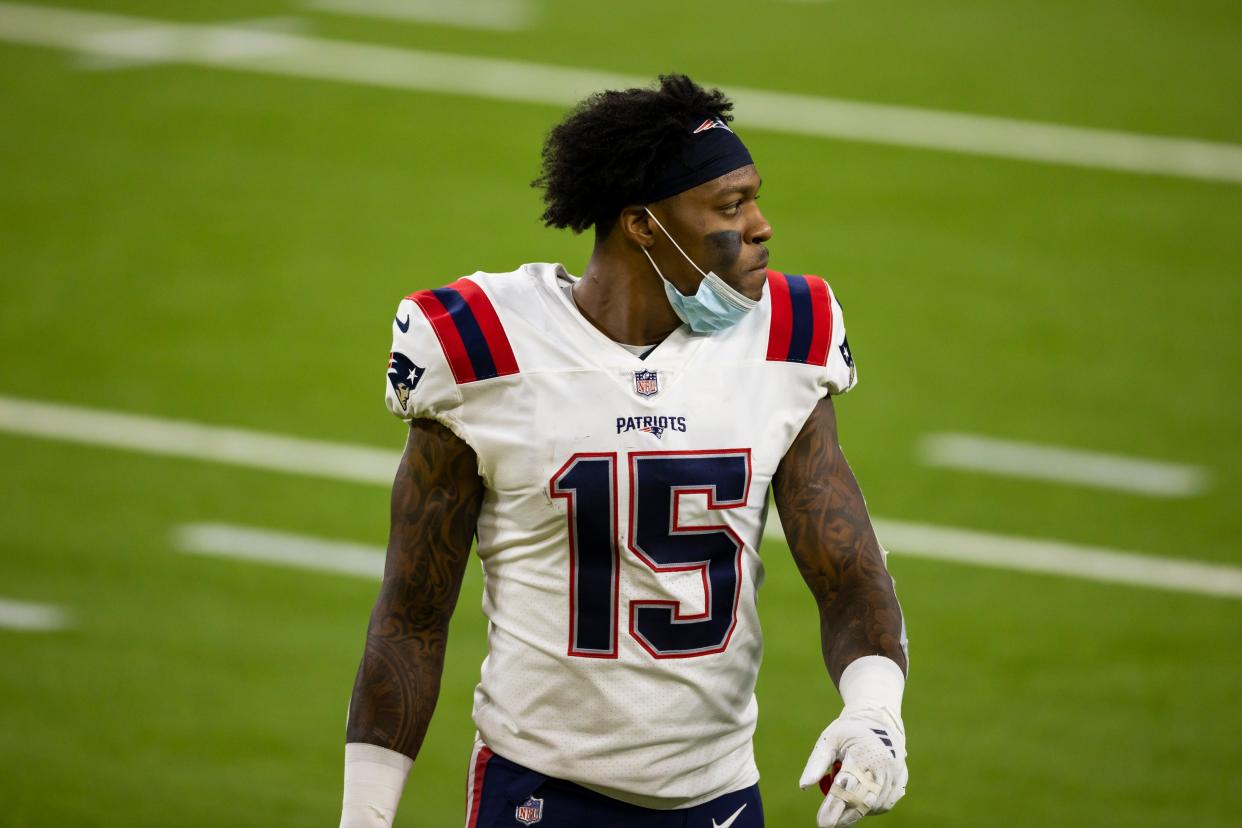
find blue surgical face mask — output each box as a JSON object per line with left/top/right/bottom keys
{"left": 641, "top": 207, "right": 759, "bottom": 333}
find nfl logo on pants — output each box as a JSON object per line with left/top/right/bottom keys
{"left": 515, "top": 796, "right": 543, "bottom": 825}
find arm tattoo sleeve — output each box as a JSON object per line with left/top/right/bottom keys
{"left": 345, "top": 419, "right": 484, "bottom": 757}
{"left": 773, "top": 397, "right": 908, "bottom": 686}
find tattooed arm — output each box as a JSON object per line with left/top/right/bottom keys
{"left": 773, "top": 396, "right": 906, "bottom": 684}
{"left": 345, "top": 418, "right": 484, "bottom": 760}
{"left": 777, "top": 397, "right": 910, "bottom": 825}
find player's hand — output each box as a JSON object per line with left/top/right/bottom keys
{"left": 798, "top": 704, "right": 907, "bottom": 827}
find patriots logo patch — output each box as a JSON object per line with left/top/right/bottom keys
{"left": 693, "top": 117, "right": 732, "bottom": 134}
{"left": 838, "top": 336, "right": 854, "bottom": 368}
{"left": 387, "top": 351, "right": 425, "bottom": 411}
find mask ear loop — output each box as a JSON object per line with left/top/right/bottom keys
{"left": 640, "top": 245, "right": 668, "bottom": 282}
{"left": 639, "top": 207, "right": 686, "bottom": 294}
{"left": 643, "top": 207, "right": 710, "bottom": 279}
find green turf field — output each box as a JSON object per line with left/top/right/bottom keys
{"left": 2, "top": 1, "right": 1240, "bottom": 826}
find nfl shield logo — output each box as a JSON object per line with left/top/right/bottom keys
{"left": 633, "top": 369, "right": 659, "bottom": 398}
{"left": 515, "top": 796, "right": 543, "bottom": 825}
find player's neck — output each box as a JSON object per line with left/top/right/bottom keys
{"left": 574, "top": 252, "right": 682, "bottom": 346}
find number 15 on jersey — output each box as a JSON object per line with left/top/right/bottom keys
{"left": 549, "top": 449, "right": 752, "bottom": 661}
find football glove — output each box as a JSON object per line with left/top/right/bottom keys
{"left": 800, "top": 704, "right": 907, "bottom": 826}
{"left": 799, "top": 656, "right": 907, "bottom": 827}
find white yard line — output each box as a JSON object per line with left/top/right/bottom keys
{"left": 177, "top": 523, "right": 384, "bottom": 578}
{"left": 74, "top": 16, "right": 310, "bottom": 71}
{"left": 764, "top": 516, "right": 1242, "bottom": 599}
{"left": 307, "top": 0, "right": 535, "bottom": 31}
{"left": 0, "top": 598, "right": 72, "bottom": 631}
{"left": 919, "top": 432, "right": 1209, "bottom": 497}
{"left": 0, "top": 395, "right": 398, "bottom": 486}
{"left": 3, "top": 394, "right": 1239, "bottom": 599}
{"left": 871, "top": 518, "right": 1242, "bottom": 599}
{"left": 1, "top": 2, "right": 1241, "bottom": 183}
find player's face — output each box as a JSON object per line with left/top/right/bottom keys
{"left": 654, "top": 165, "right": 772, "bottom": 301}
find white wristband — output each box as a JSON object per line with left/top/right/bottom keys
{"left": 340, "top": 742, "right": 413, "bottom": 828}
{"left": 839, "top": 655, "right": 906, "bottom": 715}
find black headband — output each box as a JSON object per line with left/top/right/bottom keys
{"left": 641, "top": 116, "right": 754, "bottom": 203}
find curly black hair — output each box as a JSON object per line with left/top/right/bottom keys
{"left": 533, "top": 74, "right": 735, "bottom": 236}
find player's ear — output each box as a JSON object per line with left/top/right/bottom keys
{"left": 617, "top": 205, "right": 655, "bottom": 249}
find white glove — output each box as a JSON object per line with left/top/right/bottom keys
{"left": 799, "top": 656, "right": 907, "bottom": 827}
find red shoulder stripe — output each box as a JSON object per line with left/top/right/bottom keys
{"left": 407, "top": 289, "right": 477, "bottom": 384}
{"left": 766, "top": 269, "right": 793, "bottom": 362}
{"left": 804, "top": 275, "right": 834, "bottom": 367}
{"left": 405, "top": 278, "right": 520, "bottom": 384}
{"left": 452, "top": 278, "right": 519, "bottom": 378}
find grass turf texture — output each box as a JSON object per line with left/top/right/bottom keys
{"left": 2, "top": 1, "right": 1241, "bottom": 825}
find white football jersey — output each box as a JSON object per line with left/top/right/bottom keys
{"left": 384, "top": 262, "right": 856, "bottom": 809}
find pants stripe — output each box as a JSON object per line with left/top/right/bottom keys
{"left": 465, "top": 742, "right": 494, "bottom": 828}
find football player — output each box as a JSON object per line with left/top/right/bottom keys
{"left": 341, "top": 74, "right": 908, "bottom": 828}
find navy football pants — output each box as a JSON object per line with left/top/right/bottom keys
{"left": 465, "top": 745, "right": 764, "bottom": 828}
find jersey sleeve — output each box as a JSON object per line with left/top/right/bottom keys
{"left": 765, "top": 270, "right": 857, "bottom": 396}
{"left": 384, "top": 295, "right": 464, "bottom": 426}
{"left": 822, "top": 290, "right": 858, "bottom": 397}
